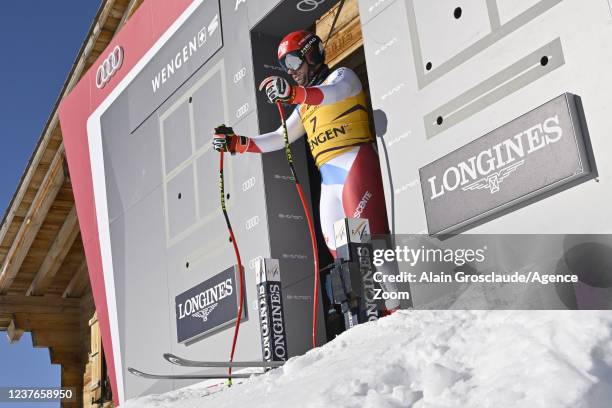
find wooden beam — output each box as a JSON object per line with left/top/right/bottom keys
{"left": 0, "top": 294, "right": 80, "bottom": 315}
{"left": 0, "top": 148, "right": 66, "bottom": 294}
{"left": 119, "top": 0, "right": 144, "bottom": 29}
{"left": 32, "top": 330, "right": 81, "bottom": 348}
{"left": 7, "top": 318, "right": 24, "bottom": 343}
{"left": 63, "top": 259, "right": 89, "bottom": 298}
{"left": 50, "top": 349, "right": 83, "bottom": 366}
{"left": 0, "top": 317, "right": 11, "bottom": 330}
{"left": 0, "top": 124, "right": 61, "bottom": 251}
{"left": 27, "top": 206, "right": 80, "bottom": 296}
{"left": 12, "top": 313, "right": 80, "bottom": 332}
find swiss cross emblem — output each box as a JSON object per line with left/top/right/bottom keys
{"left": 198, "top": 28, "right": 207, "bottom": 47}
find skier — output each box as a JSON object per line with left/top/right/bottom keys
{"left": 212, "top": 30, "right": 389, "bottom": 257}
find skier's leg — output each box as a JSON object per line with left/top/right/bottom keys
{"left": 319, "top": 159, "right": 355, "bottom": 256}
{"left": 319, "top": 173, "right": 351, "bottom": 333}
{"left": 341, "top": 143, "right": 389, "bottom": 235}
{"left": 341, "top": 143, "right": 400, "bottom": 311}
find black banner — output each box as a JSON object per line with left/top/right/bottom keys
{"left": 175, "top": 265, "right": 244, "bottom": 344}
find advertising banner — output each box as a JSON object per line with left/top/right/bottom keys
{"left": 420, "top": 93, "right": 594, "bottom": 235}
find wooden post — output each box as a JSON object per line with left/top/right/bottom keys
{"left": 6, "top": 318, "right": 24, "bottom": 344}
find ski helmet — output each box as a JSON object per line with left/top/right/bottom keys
{"left": 278, "top": 31, "right": 325, "bottom": 72}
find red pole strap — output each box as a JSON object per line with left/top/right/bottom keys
{"left": 275, "top": 101, "right": 320, "bottom": 349}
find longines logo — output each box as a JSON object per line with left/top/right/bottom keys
{"left": 462, "top": 160, "right": 525, "bottom": 194}
{"left": 177, "top": 278, "right": 233, "bottom": 321}
{"left": 427, "top": 115, "right": 562, "bottom": 200}
{"left": 176, "top": 266, "right": 240, "bottom": 343}
{"left": 192, "top": 304, "right": 217, "bottom": 322}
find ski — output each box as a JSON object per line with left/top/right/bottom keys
{"left": 128, "top": 367, "right": 255, "bottom": 380}
{"left": 163, "top": 353, "right": 286, "bottom": 368}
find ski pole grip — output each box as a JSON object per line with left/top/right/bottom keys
{"left": 214, "top": 124, "right": 234, "bottom": 134}
{"left": 214, "top": 124, "right": 237, "bottom": 155}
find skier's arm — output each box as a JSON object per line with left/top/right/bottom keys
{"left": 293, "top": 67, "right": 362, "bottom": 106}
{"left": 247, "top": 107, "right": 305, "bottom": 152}
{"left": 213, "top": 108, "right": 305, "bottom": 154}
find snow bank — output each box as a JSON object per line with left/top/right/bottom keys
{"left": 124, "top": 311, "right": 612, "bottom": 408}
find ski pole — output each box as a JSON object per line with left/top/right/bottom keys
{"left": 275, "top": 101, "right": 320, "bottom": 348}
{"left": 218, "top": 139, "right": 245, "bottom": 383}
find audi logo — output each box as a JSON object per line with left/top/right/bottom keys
{"left": 235, "top": 102, "right": 249, "bottom": 119}
{"left": 297, "top": 0, "right": 326, "bottom": 12}
{"left": 249, "top": 256, "right": 263, "bottom": 270}
{"left": 245, "top": 216, "right": 259, "bottom": 230}
{"left": 96, "top": 45, "right": 124, "bottom": 89}
{"left": 233, "top": 67, "right": 247, "bottom": 84}
{"left": 242, "top": 177, "right": 256, "bottom": 192}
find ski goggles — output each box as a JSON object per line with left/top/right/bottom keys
{"left": 279, "top": 52, "right": 305, "bottom": 71}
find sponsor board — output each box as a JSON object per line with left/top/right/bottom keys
{"left": 334, "top": 218, "right": 381, "bottom": 322}
{"left": 256, "top": 259, "right": 288, "bottom": 362}
{"left": 128, "top": 0, "right": 222, "bottom": 132}
{"left": 419, "top": 93, "right": 595, "bottom": 235}
{"left": 175, "top": 265, "right": 244, "bottom": 344}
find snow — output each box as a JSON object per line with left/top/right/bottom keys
{"left": 124, "top": 311, "right": 612, "bottom": 408}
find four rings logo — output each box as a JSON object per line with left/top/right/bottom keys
{"left": 297, "top": 0, "right": 326, "bottom": 12}
{"left": 96, "top": 45, "right": 124, "bottom": 89}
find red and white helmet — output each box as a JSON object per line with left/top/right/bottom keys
{"left": 277, "top": 30, "right": 325, "bottom": 71}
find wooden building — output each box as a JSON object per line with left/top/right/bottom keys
{"left": 0, "top": 1, "right": 144, "bottom": 407}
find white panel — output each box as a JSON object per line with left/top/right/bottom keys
{"left": 413, "top": 0, "right": 492, "bottom": 71}
{"left": 497, "top": 0, "right": 547, "bottom": 25}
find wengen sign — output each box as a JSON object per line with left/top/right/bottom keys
{"left": 419, "top": 93, "right": 595, "bottom": 235}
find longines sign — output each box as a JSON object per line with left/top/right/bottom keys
{"left": 420, "top": 93, "right": 594, "bottom": 235}
{"left": 175, "top": 265, "right": 244, "bottom": 344}
{"left": 256, "top": 258, "right": 288, "bottom": 362}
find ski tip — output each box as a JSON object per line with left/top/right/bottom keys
{"left": 128, "top": 367, "right": 145, "bottom": 377}
{"left": 163, "top": 353, "right": 181, "bottom": 365}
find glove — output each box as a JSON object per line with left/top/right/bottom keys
{"left": 213, "top": 124, "right": 235, "bottom": 152}
{"left": 259, "top": 76, "right": 296, "bottom": 104}
{"left": 213, "top": 125, "right": 249, "bottom": 154}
